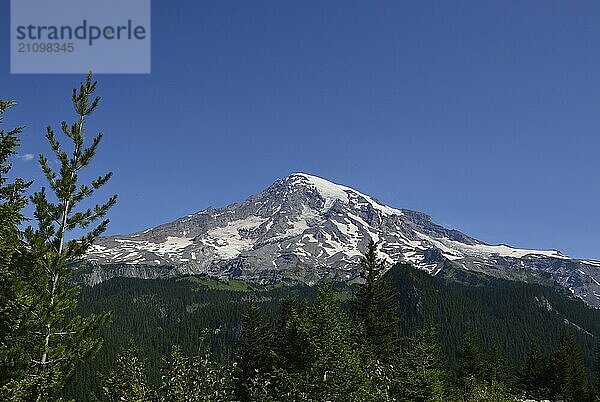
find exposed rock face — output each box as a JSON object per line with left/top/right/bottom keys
{"left": 82, "top": 173, "right": 600, "bottom": 306}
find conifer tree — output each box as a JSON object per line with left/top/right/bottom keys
{"left": 519, "top": 339, "right": 548, "bottom": 399}
{"left": 284, "top": 285, "right": 382, "bottom": 401}
{"left": 549, "top": 334, "right": 591, "bottom": 402}
{"left": 550, "top": 335, "right": 572, "bottom": 399}
{"left": 235, "top": 301, "right": 276, "bottom": 400}
{"left": 594, "top": 340, "right": 600, "bottom": 400}
{"left": 353, "top": 239, "right": 400, "bottom": 359}
{"left": 0, "top": 100, "right": 31, "bottom": 396}
{"left": 7, "top": 72, "right": 116, "bottom": 400}
{"left": 566, "top": 336, "right": 592, "bottom": 402}
{"left": 0, "top": 100, "right": 29, "bottom": 268}
{"left": 399, "top": 325, "right": 445, "bottom": 402}
{"left": 242, "top": 286, "right": 388, "bottom": 401}
{"left": 455, "top": 328, "right": 484, "bottom": 399}
{"left": 486, "top": 341, "right": 509, "bottom": 387}
{"left": 276, "top": 294, "right": 307, "bottom": 373}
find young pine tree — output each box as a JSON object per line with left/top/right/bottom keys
{"left": 353, "top": 239, "right": 400, "bottom": 360}
{"left": 12, "top": 73, "right": 116, "bottom": 400}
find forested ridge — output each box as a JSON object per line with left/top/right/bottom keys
{"left": 62, "top": 258, "right": 600, "bottom": 401}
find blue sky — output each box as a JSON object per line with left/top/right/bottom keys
{"left": 1, "top": 1, "right": 599, "bottom": 259}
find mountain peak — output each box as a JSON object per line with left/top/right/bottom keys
{"left": 287, "top": 173, "right": 353, "bottom": 208}
{"left": 285, "top": 172, "right": 404, "bottom": 216}
{"left": 83, "top": 173, "right": 600, "bottom": 307}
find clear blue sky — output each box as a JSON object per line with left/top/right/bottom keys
{"left": 1, "top": 1, "right": 599, "bottom": 259}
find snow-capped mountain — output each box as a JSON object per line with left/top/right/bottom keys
{"left": 82, "top": 173, "right": 600, "bottom": 306}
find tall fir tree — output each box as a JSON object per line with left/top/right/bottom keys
{"left": 234, "top": 301, "right": 276, "bottom": 401}
{"left": 549, "top": 334, "right": 591, "bottom": 402}
{"left": 485, "top": 341, "right": 509, "bottom": 387}
{"left": 4, "top": 73, "right": 117, "bottom": 400}
{"left": 566, "top": 336, "right": 592, "bottom": 402}
{"left": 594, "top": 340, "right": 600, "bottom": 400}
{"left": 276, "top": 294, "right": 308, "bottom": 373}
{"left": 281, "top": 285, "right": 384, "bottom": 401}
{"left": 353, "top": 239, "right": 400, "bottom": 360}
{"left": 398, "top": 325, "right": 445, "bottom": 402}
{"left": 239, "top": 286, "right": 392, "bottom": 401}
{"left": 455, "top": 328, "right": 484, "bottom": 399}
{"left": 519, "top": 339, "right": 548, "bottom": 400}
{"left": 551, "top": 335, "right": 571, "bottom": 400}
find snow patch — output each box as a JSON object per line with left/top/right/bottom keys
{"left": 293, "top": 173, "right": 404, "bottom": 216}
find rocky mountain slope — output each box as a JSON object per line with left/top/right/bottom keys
{"left": 81, "top": 173, "right": 600, "bottom": 306}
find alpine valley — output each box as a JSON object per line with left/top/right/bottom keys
{"left": 80, "top": 173, "right": 600, "bottom": 307}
